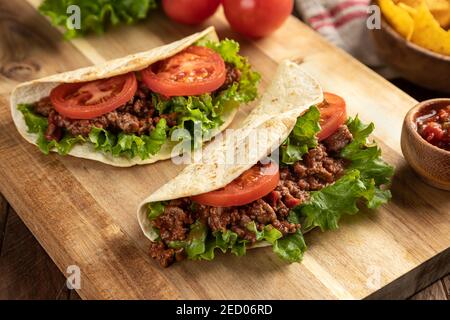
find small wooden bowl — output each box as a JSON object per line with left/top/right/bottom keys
{"left": 371, "top": 1, "right": 450, "bottom": 93}
{"left": 401, "top": 99, "right": 450, "bottom": 190}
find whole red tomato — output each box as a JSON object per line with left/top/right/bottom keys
{"left": 223, "top": 0, "right": 294, "bottom": 38}
{"left": 162, "top": 0, "right": 222, "bottom": 25}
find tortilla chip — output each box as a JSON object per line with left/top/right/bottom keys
{"left": 380, "top": 0, "right": 415, "bottom": 40}
{"left": 410, "top": 2, "right": 450, "bottom": 55}
{"left": 426, "top": 0, "right": 450, "bottom": 29}
{"left": 398, "top": 2, "right": 419, "bottom": 15}
{"left": 395, "top": 0, "right": 421, "bottom": 6}
{"left": 396, "top": 0, "right": 450, "bottom": 29}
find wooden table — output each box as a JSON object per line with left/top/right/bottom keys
{"left": 0, "top": 0, "right": 449, "bottom": 299}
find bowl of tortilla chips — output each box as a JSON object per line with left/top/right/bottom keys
{"left": 372, "top": 0, "right": 450, "bottom": 93}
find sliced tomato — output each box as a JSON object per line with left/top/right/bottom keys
{"left": 317, "top": 92, "right": 347, "bottom": 141}
{"left": 50, "top": 73, "right": 137, "bottom": 119}
{"left": 141, "top": 46, "right": 226, "bottom": 97}
{"left": 191, "top": 162, "right": 280, "bottom": 207}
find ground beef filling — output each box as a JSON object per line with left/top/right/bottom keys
{"left": 322, "top": 125, "right": 353, "bottom": 153}
{"left": 33, "top": 65, "right": 241, "bottom": 141}
{"left": 149, "top": 128, "right": 352, "bottom": 267}
{"left": 221, "top": 63, "right": 241, "bottom": 90}
{"left": 36, "top": 83, "right": 174, "bottom": 141}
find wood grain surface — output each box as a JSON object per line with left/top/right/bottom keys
{"left": 0, "top": 194, "right": 80, "bottom": 299}
{"left": 410, "top": 279, "right": 448, "bottom": 300}
{"left": 0, "top": 0, "right": 448, "bottom": 299}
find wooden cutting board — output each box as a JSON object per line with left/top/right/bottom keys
{"left": 0, "top": 0, "right": 448, "bottom": 299}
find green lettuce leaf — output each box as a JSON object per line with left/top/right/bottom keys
{"left": 147, "top": 201, "right": 166, "bottom": 220}
{"left": 164, "top": 220, "right": 209, "bottom": 259}
{"left": 152, "top": 94, "right": 223, "bottom": 149}
{"left": 272, "top": 231, "right": 307, "bottom": 263}
{"left": 88, "top": 118, "right": 168, "bottom": 159}
{"left": 297, "top": 169, "right": 375, "bottom": 231}
{"left": 199, "top": 222, "right": 286, "bottom": 261}
{"left": 270, "top": 212, "right": 307, "bottom": 262}
{"left": 248, "top": 221, "right": 306, "bottom": 262}
{"left": 246, "top": 221, "right": 282, "bottom": 243}
{"left": 39, "top": 0, "right": 157, "bottom": 39}
{"left": 342, "top": 116, "right": 395, "bottom": 185}
{"left": 198, "top": 230, "right": 247, "bottom": 261}
{"left": 280, "top": 106, "right": 321, "bottom": 165}
{"left": 294, "top": 116, "right": 394, "bottom": 232}
{"left": 199, "top": 39, "right": 261, "bottom": 104}
{"left": 185, "top": 221, "right": 208, "bottom": 259}
{"left": 18, "top": 104, "right": 85, "bottom": 155}
{"left": 19, "top": 104, "right": 48, "bottom": 133}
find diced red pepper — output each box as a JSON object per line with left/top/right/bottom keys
{"left": 267, "top": 191, "right": 281, "bottom": 207}
{"left": 285, "top": 195, "right": 301, "bottom": 208}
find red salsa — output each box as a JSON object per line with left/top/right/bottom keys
{"left": 416, "top": 104, "right": 450, "bottom": 151}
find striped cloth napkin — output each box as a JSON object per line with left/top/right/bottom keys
{"left": 295, "top": 0, "right": 396, "bottom": 77}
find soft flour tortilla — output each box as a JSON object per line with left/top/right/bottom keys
{"left": 137, "top": 60, "right": 323, "bottom": 242}
{"left": 10, "top": 26, "right": 239, "bottom": 167}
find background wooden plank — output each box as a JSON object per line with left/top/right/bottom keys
{"left": 0, "top": 194, "right": 7, "bottom": 253}
{"left": 442, "top": 275, "right": 450, "bottom": 299}
{"left": 0, "top": 193, "right": 81, "bottom": 300}
{"left": 69, "top": 290, "right": 82, "bottom": 300}
{"left": 0, "top": 205, "right": 67, "bottom": 299}
{"left": 411, "top": 281, "right": 447, "bottom": 300}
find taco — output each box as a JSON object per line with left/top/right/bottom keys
{"left": 10, "top": 27, "right": 260, "bottom": 167}
{"left": 137, "top": 60, "right": 394, "bottom": 267}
